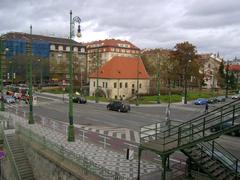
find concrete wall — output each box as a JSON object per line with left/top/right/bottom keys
{"left": 19, "top": 134, "right": 98, "bottom": 180}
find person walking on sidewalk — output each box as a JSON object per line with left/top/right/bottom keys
{"left": 205, "top": 103, "right": 209, "bottom": 113}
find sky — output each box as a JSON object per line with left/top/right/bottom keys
{"left": 0, "top": 0, "right": 239, "bottom": 60}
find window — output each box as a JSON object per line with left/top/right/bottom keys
{"left": 103, "top": 82, "right": 105, "bottom": 88}
{"left": 73, "top": 47, "right": 78, "bottom": 52}
{"left": 115, "top": 95, "right": 117, "bottom": 99}
{"left": 114, "top": 82, "right": 117, "bottom": 88}
{"left": 106, "top": 82, "right": 108, "bottom": 88}
{"left": 93, "top": 81, "right": 95, "bottom": 87}
{"left": 139, "top": 83, "right": 142, "bottom": 88}
{"left": 66, "top": 46, "right": 70, "bottom": 51}
{"left": 81, "top": 48, "right": 85, "bottom": 52}
{"left": 120, "top": 82, "right": 122, "bottom": 88}
{"left": 132, "top": 84, "right": 135, "bottom": 88}
{"left": 59, "top": 46, "right": 63, "bottom": 51}
{"left": 125, "top": 82, "right": 128, "bottom": 88}
{"left": 50, "top": 45, "right": 55, "bottom": 50}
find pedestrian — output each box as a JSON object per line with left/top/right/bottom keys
{"left": 205, "top": 103, "right": 209, "bottom": 113}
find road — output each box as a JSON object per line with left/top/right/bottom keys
{"left": 19, "top": 93, "right": 210, "bottom": 131}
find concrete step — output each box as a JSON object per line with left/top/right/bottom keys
{"left": 6, "top": 134, "right": 34, "bottom": 179}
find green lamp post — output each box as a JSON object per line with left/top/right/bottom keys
{"left": 157, "top": 53, "right": 160, "bottom": 104}
{"left": 68, "top": 10, "right": 81, "bottom": 141}
{"left": 28, "top": 25, "right": 34, "bottom": 124}
{"left": 95, "top": 48, "right": 99, "bottom": 103}
{"left": 0, "top": 38, "right": 7, "bottom": 111}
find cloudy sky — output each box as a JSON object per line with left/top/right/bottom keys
{"left": 0, "top": 0, "right": 239, "bottom": 59}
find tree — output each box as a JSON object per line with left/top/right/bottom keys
{"left": 229, "top": 71, "right": 237, "bottom": 90}
{"left": 171, "top": 41, "right": 199, "bottom": 104}
{"left": 217, "top": 60, "right": 225, "bottom": 88}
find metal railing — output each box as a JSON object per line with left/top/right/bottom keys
{"left": 195, "top": 140, "right": 240, "bottom": 179}
{"left": 16, "top": 124, "right": 125, "bottom": 180}
{"left": 140, "top": 99, "right": 240, "bottom": 152}
{"left": 1, "top": 125, "right": 22, "bottom": 180}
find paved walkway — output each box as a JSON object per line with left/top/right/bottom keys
{"left": 3, "top": 112, "right": 160, "bottom": 179}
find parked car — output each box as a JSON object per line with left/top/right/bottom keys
{"left": 208, "top": 97, "right": 218, "bottom": 104}
{"left": 210, "top": 121, "right": 240, "bottom": 136}
{"left": 194, "top": 98, "right": 208, "bottom": 105}
{"left": 216, "top": 96, "right": 226, "bottom": 102}
{"left": 107, "top": 101, "right": 130, "bottom": 112}
{"left": 3, "top": 95, "right": 16, "bottom": 104}
{"left": 231, "top": 94, "right": 240, "bottom": 99}
{"left": 72, "top": 96, "right": 87, "bottom": 104}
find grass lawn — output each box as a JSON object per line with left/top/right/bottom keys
{"left": 43, "top": 88, "right": 228, "bottom": 104}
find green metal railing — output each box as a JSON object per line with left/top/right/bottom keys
{"left": 199, "top": 141, "right": 240, "bottom": 178}
{"left": 1, "top": 126, "right": 22, "bottom": 180}
{"left": 185, "top": 123, "right": 240, "bottom": 178}
{"left": 140, "top": 99, "right": 240, "bottom": 153}
{"left": 16, "top": 124, "right": 125, "bottom": 180}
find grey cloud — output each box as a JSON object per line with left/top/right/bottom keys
{"left": 0, "top": 0, "right": 239, "bottom": 59}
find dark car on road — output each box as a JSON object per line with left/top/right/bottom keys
{"left": 208, "top": 97, "right": 218, "bottom": 104}
{"left": 210, "top": 121, "right": 240, "bottom": 136}
{"left": 107, "top": 101, "right": 130, "bottom": 112}
{"left": 73, "top": 96, "right": 87, "bottom": 104}
{"left": 216, "top": 96, "right": 226, "bottom": 102}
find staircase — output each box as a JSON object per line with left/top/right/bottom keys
{"left": 139, "top": 99, "right": 240, "bottom": 180}
{"left": 5, "top": 134, "right": 34, "bottom": 180}
{"left": 140, "top": 99, "right": 240, "bottom": 154}
{"left": 182, "top": 141, "right": 239, "bottom": 180}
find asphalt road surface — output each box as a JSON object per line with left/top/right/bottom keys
{"left": 19, "top": 93, "right": 210, "bottom": 131}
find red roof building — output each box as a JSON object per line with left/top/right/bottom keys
{"left": 89, "top": 56, "right": 149, "bottom": 79}
{"left": 89, "top": 56, "right": 149, "bottom": 100}
{"left": 228, "top": 65, "right": 240, "bottom": 72}
{"left": 85, "top": 39, "right": 140, "bottom": 75}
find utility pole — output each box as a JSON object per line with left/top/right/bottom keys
{"left": 28, "top": 25, "right": 34, "bottom": 124}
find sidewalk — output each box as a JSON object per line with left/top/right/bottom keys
{"left": 5, "top": 112, "right": 160, "bottom": 179}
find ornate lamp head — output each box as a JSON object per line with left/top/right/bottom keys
{"left": 76, "top": 25, "right": 81, "bottom": 38}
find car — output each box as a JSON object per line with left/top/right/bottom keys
{"left": 208, "top": 97, "right": 218, "bottom": 104}
{"left": 216, "top": 96, "right": 226, "bottom": 102}
{"left": 107, "top": 101, "right": 130, "bottom": 112}
{"left": 3, "top": 95, "right": 16, "bottom": 103}
{"left": 194, "top": 98, "right": 208, "bottom": 105}
{"left": 231, "top": 94, "right": 240, "bottom": 99}
{"left": 72, "top": 96, "right": 87, "bottom": 104}
{"left": 210, "top": 121, "right": 240, "bottom": 136}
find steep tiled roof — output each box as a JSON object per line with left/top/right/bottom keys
{"left": 85, "top": 39, "right": 139, "bottom": 50}
{"left": 228, "top": 65, "right": 240, "bottom": 71}
{"left": 89, "top": 56, "right": 149, "bottom": 79}
{"left": 2, "top": 32, "right": 84, "bottom": 46}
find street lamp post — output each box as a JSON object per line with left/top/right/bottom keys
{"left": 184, "top": 59, "right": 191, "bottom": 104}
{"left": 136, "top": 57, "right": 140, "bottom": 106}
{"left": 28, "top": 25, "right": 34, "bottom": 124}
{"left": 68, "top": 10, "right": 81, "bottom": 141}
{"left": 157, "top": 53, "right": 160, "bottom": 104}
{"left": 95, "top": 48, "right": 99, "bottom": 103}
{"left": 38, "top": 59, "right": 43, "bottom": 87}
{"left": 0, "top": 38, "right": 8, "bottom": 111}
{"left": 225, "top": 61, "right": 230, "bottom": 98}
